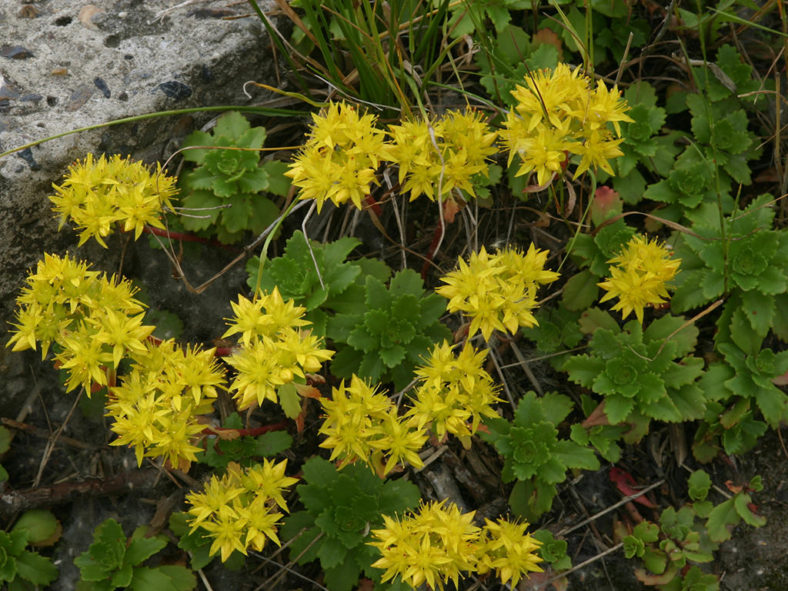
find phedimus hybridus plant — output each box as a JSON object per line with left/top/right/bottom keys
{"left": 6, "top": 62, "right": 643, "bottom": 588}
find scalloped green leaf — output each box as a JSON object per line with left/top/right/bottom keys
{"left": 562, "top": 270, "right": 600, "bottom": 311}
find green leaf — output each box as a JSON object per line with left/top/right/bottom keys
{"left": 730, "top": 304, "right": 764, "bottom": 356}
{"left": 734, "top": 493, "right": 766, "bottom": 528}
{"left": 214, "top": 111, "right": 252, "bottom": 140}
{"left": 277, "top": 383, "right": 302, "bottom": 420}
{"left": 14, "top": 551, "right": 57, "bottom": 585}
{"left": 130, "top": 565, "right": 195, "bottom": 591}
{"left": 380, "top": 345, "right": 406, "bottom": 368}
{"left": 739, "top": 290, "right": 774, "bottom": 338}
{"left": 539, "top": 392, "right": 574, "bottom": 425}
{"left": 77, "top": 519, "right": 127, "bottom": 576}
{"left": 564, "top": 355, "right": 606, "bottom": 388}
{"left": 578, "top": 307, "right": 619, "bottom": 334}
{"left": 706, "top": 499, "right": 738, "bottom": 542}
{"left": 254, "top": 431, "right": 293, "bottom": 457}
{"left": 551, "top": 440, "right": 599, "bottom": 471}
{"left": 754, "top": 386, "right": 786, "bottom": 427}
{"left": 12, "top": 510, "right": 58, "bottom": 545}
{"left": 688, "top": 470, "right": 711, "bottom": 501}
{"left": 125, "top": 527, "right": 167, "bottom": 567}
{"left": 604, "top": 396, "right": 635, "bottom": 424}
{"left": 178, "top": 190, "right": 222, "bottom": 231}
{"left": 562, "top": 270, "right": 600, "bottom": 311}
{"left": 221, "top": 195, "right": 253, "bottom": 234}
{"left": 111, "top": 563, "right": 134, "bottom": 588}
{"left": 316, "top": 536, "right": 348, "bottom": 569}
{"left": 644, "top": 315, "right": 698, "bottom": 356}
{"left": 324, "top": 560, "right": 362, "bottom": 591}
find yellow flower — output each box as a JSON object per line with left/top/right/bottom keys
{"left": 408, "top": 341, "right": 501, "bottom": 446}
{"left": 501, "top": 64, "right": 632, "bottom": 186}
{"left": 319, "top": 375, "right": 425, "bottom": 475}
{"left": 386, "top": 109, "right": 498, "bottom": 201}
{"left": 436, "top": 245, "right": 559, "bottom": 340}
{"left": 598, "top": 234, "right": 681, "bottom": 322}
{"left": 222, "top": 289, "right": 332, "bottom": 411}
{"left": 286, "top": 101, "right": 387, "bottom": 211}
{"left": 186, "top": 460, "right": 295, "bottom": 562}
{"left": 49, "top": 154, "right": 177, "bottom": 246}
{"left": 370, "top": 500, "right": 481, "bottom": 591}
{"left": 477, "top": 518, "right": 543, "bottom": 587}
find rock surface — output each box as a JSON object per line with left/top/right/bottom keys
{"left": 0, "top": 0, "right": 281, "bottom": 336}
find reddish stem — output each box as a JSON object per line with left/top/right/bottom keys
{"left": 203, "top": 421, "right": 289, "bottom": 438}
{"left": 142, "top": 225, "right": 238, "bottom": 250}
{"left": 421, "top": 222, "right": 444, "bottom": 280}
{"left": 364, "top": 194, "right": 383, "bottom": 217}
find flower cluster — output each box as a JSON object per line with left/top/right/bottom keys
{"left": 500, "top": 64, "right": 632, "bottom": 186}
{"left": 598, "top": 234, "right": 681, "bottom": 322}
{"left": 6, "top": 253, "right": 154, "bottom": 393}
{"left": 436, "top": 245, "right": 560, "bottom": 340}
{"left": 49, "top": 153, "right": 177, "bottom": 247}
{"left": 186, "top": 460, "right": 297, "bottom": 562}
{"left": 318, "top": 375, "right": 427, "bottom": 476}
{"left": 285, "top": 102, "right": 387, "bottom": 211}
{"left": 106, "top": 339, "right": 224, "bottom": 470}
{"left": 385, "top": 109, "right": 498, "bottom": 201}
{"left": 222, "top": 289, "right": 333, "bottom": 411}
{"left": 407, "top": 341, "right": 500, "bottom": 447}
{"left": 369, "top": 500, "right": 542, "bottom": 590}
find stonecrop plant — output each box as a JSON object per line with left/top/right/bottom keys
{"left": 500, "top": 63, "right": 633, "bottom": 186}
{"left": 369, "top": 500, "right": 543, "bottom": 590}
{"left": 185, "top": 459, "right": 297, "bottom": 562}
{"left": 385, "top": 109, "right": 498, "bottom": 201}
{"left": 286, "top": 101, "right": 388, "bottom": 211}
{"left": 49, "top": 153, "right": 177, "bottom": 246}
{"left": 436, "top": 245, "right": 559, "bottom": 340}
{"left": 598, "top": 234, "right": 682, "bottom": 323}
{"left": 222, "top": 288, "right": 334, "bottom": 417}
{"left": 406, "top": 340, "right": 501, "bottom": 448}
{"left": 318, "top": 375, "right": 427, "bottom": 476}
{"left": 6, "top": 9, "right": 788, "bottom": 586}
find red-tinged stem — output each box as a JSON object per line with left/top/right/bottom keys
{"left": 204, "top": 421, "right": 289, "bottom": 438}
{"left": 421, "top": 222, "right": 444, "bottom": 280}
{"left": 364, "top": 194, "right": 383, "bottom": 217}
{"left": 142, "top": 225, "right": 238, "bottom": 250}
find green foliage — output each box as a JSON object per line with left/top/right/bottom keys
{"left": 672, "top": 195, "right": 788, "bottom": 349}
{"left": 196, "top": 412, "right": 293, "bottom": 471}
{"left": 522, "top": 305, "right": 583, "bottom": 356}
{"left": 532, "top": 529, "right": 572, "bottom": 571}
{"left": 280, "top": 457, "right": 420, "bottom": 591}
{"left": 482, "top": 392, "right": 599, "bottom": 521}
{"left": 475, "top": 25, "right": 560, "bottom": 105}
{"left": 0, "top": 510, "right": 59, "bottom": 590}
{"left": 622, "top": 469, "right": 765, "bottom": 589}
{"left": 177, "top": 111, "right": 289, "bottom": 243}
{"left": 246, "top": 230, "right": 390, "bottom": 334}
{"left": 286, "top": 0, "right": 453, "bottom": 112}
{"left": 539, "top": 1, "right": 649, "bottom": 66}
{"left": 326, "top": 268, "right": 450, "bottom": 389}
{"left": 564, "top": 315, "right": 706, "bottom": 432}
{"left": 75, "top": 519, "right": 195, "bottom": 591}
{"left": 643, "top": 46, "right": 763, "bottom": 216}
{"left": 568, "top": 218, "right": 636, "bottom": 278}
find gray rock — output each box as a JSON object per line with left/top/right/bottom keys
{"left": 0, "top": 0, "right": 282, "bottom": 337}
